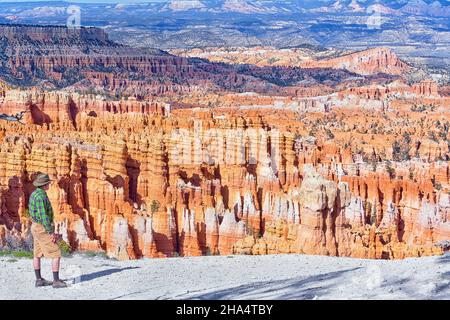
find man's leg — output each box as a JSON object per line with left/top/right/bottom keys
{"left": 51, "top": 257, "right": 67, "bottom": 288}
{"left": 33, "top": 255, "right": 52, "bottom": 287}
{"left": 33, "top": 223, "right": 66, "bottom": 288}
{"left": 33, "top": 257, "right": 42, "bottom": 280}
{"left": 31, "top": 224, "right": 53, "bottom": 287}
{"left": 52, "top": 257, "right": 61, "bottom": 281}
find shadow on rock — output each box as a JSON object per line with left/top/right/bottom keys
{"left": 80, "top": 267, "right": 140, "bottom": 283}
{"left": 184, "top": 267, "right": 361, "bottom": 300}
{"left": 438, "top": 252, "right": 450, "bottom": 264}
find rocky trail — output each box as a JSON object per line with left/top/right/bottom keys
{"left": 1, "top": 253, "right": 450, "bottom": 300}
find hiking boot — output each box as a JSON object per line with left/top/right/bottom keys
{"left": 35, "top": 278, "right": 53, "bottom": 287}
{"left": 52, "top": 280, "right": 68, "bottom": 289}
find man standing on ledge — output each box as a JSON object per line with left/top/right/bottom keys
{"left": 29, "top": 173, "right": 67, "bottom": 288}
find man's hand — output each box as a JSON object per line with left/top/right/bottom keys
{"left": 51, "top": 233, "right": 62, "bottom": 243}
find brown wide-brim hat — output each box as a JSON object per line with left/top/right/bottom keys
{"left": 33, "top": 173, "right": 51, "bottom": 187}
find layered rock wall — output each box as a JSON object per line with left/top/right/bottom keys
{"left": 0, "top": 103, "right": 448, "bottom": 260}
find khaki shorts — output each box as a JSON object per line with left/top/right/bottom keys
{"left": 31, "top": 223, "right": 61, "bottom": 259}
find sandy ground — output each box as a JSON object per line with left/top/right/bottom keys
{"left": 1, "top": 253, "right": 449, "bottom": 300}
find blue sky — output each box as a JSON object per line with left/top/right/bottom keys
{"left": 0, "top": 0, "right": 168, "bottom": 2}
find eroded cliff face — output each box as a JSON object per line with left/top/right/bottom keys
{"left": 0, "top": 93, "right": 448, "bottom": 260}
{"left": 173, "top": 47, "right": 411, "bottom": 76}
{"left": 0, "top": 89, "right": 171, "bottom": 127}
{"left": 0, "top": 25, "right": 404, "bottom": 100}
{"left": 0, "top": 25, "right": 194, "bottom": 96}
{"left": 302, "top": 47, "right": 411, "bottom": 75}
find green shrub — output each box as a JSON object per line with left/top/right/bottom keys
{"left": 23, "top": 209, "right": 30, "bottom": 218}
{"left": 386, "top": 161, "right": 396, "bottom": 179}
{"left": 57, "top": 239, "right": 73, "bottom": 257}
{"left": 0, "top": 250, "right": 33, "bottom": 258}
{"left": 150, "top": 200, "right": 160, "bottom": 215}
{"left": 12, "top": 251, "right": 33, "bottom": 258}
{"left": 81, "top": 251, "right": 108, "bottom": 259}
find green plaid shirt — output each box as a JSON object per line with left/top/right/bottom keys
{"left": 29, "top": 188, "right": 54, "bottom": 234}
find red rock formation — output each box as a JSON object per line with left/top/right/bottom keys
{"left": 1, "top": 25, "right": 411, "bottom": 103}
{"left": 174, "top": 46, "right": 411, "bottom": 76}
{"left": 0, "top": 96, "right": 448, "bottom": 260}
{"left": 302, "top": 47, "right": 410, "bottom": 75}
{"left": 0, "top": 89, "right": 171, "bottom": 126}
{"left": 412, "top": 80, "right": 439, "bottom": 97}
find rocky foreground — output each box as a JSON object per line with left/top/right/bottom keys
{"left": 1, "top": 253, "right": 449, "bottom": 300}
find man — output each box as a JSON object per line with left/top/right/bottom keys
{"left": 29, "top": 173, "right": 67, "bottom": 288}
